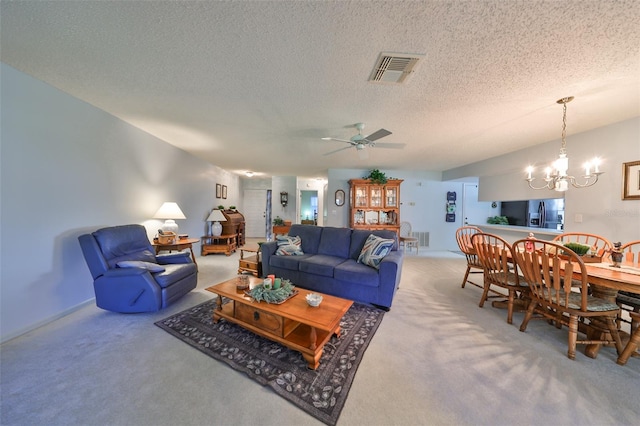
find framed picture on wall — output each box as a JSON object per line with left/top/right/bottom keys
{"left": 622, "top": 160, "right": 640, "bottom": 200}
{"left": 222, "top": 185, "right": 228, "bottom": 199}
{"left": 216, "top": 184, "right": 222, "bottom": 199}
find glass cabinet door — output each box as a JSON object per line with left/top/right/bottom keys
{"left": 364, "top": 210, "right": 379, "bottom": 225}
{"left": 381, "top": 210, "right": 397, "bottom": 225}
{"left": 354, "top": 185, "right": 368, "bottom": 207}
{"left": 353, "top": 209, "right": 365, "bottom": 225}
{"left": 370, "top": 186, "right": 382, "bottom": 207}
{"left": 385, "top": 186, "right": 398, "bottom": 208}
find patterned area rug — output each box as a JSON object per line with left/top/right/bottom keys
{"left": 155, "top": 299, "right": 384, "bottom": 426}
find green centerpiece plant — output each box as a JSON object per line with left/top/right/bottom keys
{"left": 563, "top": 242, "right": 591, "bottom": 255}
{"left": 249, "top": 279, "right": 295, "bottom": 303}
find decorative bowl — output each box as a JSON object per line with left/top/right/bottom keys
{"left": 306, "top": 293, "right": 323, "bottom": 307}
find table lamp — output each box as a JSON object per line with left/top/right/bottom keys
{"left": 207, "top": 209, "right": 227, "bottom": 237}
{"left": 153, "top": 202, "right": 186, "bottom": 234}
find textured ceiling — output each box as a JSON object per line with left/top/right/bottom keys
{"left": 2, "top": 1, "right": 639, "bottom": 178}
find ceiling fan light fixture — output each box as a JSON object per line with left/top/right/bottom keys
{"left": 321, "top": 122, "right": 403, "bottom": 155}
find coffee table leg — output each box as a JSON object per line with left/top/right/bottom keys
{"left": 309, "top": 327, "right": 317, "bottom": 350}
{"left": 302, "top": 351, "right": 322, "bottom": 370}
{"left": 213, "top": 295, "right": 223, "bottom": 323}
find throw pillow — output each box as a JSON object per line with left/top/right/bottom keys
{"left": 357, "top": 234, "right": 394, "bottom": 269}
{"left": 275, "top": 235, "right": 304, "bottom": 256}
{"left": 116, "top": 260, "right": 166, "bottom": 272}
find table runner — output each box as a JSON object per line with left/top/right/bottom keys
{"left": 588, "top": 262, "right": 640, "bottom": 276}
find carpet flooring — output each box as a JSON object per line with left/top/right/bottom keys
{"left": 2, "top": 249, "right": 638, "bottom": 426}
{"left": 155, "top": 299, "right": 385, "bottom": 426}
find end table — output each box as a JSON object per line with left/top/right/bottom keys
{"left": 238, "top": 244, "right": 262, "bottom": 277}
{"left": 201, "top": 234, "right": 237, "bottom": 256}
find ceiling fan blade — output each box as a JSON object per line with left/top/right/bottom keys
{"left": 323, "top": 146, "right": 353, "bottom": 156}
{"left": 364, "top": 128, "right": 392, "bottom": 142}
{"left": 372, "top": 142, "right": 406, "bottom": 149}
{"left": 322, "top": 137, "right": 354, "bottom": 144}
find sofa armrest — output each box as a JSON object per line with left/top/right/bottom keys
{"left": 260, "top": 241, "right": 278, "bottom": 277}
{"left": 377, "top": 251, "right": 404, "bottom": 306}
{"left": 156, "top": 251, "right": 192, "bottom": 264}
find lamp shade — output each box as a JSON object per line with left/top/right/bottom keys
{"left": 206, "top": 209, "right": 227, "bottom": 222}
{"left": 153, "top": 202, "right": 186, "bottom": 219}
{"left": 207, "top": 209, "right": 227, "bottom": 237}
{"left": 153, "top": 202, "right": 186, "bottom": 235}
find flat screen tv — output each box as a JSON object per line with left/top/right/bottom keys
{"left": 500, "top": 201, "right": 528, "bottom": 226}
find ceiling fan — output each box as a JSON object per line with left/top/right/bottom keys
{"left": 321, "top": 123, "right": 405, "bottom": 155}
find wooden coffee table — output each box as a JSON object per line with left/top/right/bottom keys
{"left": 205, "top": 277, "right": 353, "bottom": 370}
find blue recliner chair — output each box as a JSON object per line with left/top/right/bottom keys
{"left": 78, "top": 224, "right": 198, "bottom": 313}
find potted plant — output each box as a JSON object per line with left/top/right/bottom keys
{"left": 273, "top": 216, "right": 285, "bottom": 226}
{"left": 217, "top": 205, "right": 225, "bottom": 210}
{"left": 365, "top": 169, "right": 388, "bottom": 184}
{"left": 487, "top": 215, "right": 509, "bottom": 225}
{"left": 229, "top": 205, "right": 236, "bottom": 210}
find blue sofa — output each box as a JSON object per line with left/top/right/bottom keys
{"left": 78, "top": 224, "right": 198, "bottom": 313}
{"left": 261, "top": 225, "right": 403, "bottom": 310}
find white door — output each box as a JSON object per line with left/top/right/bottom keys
{"left": 243, "top": 189, "right": 269, "bottom": 238}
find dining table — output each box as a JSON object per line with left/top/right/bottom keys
{"left": 578, "top": 261, "right": 640, "bottom": 358}
{"left": 494, "top": 245, "right": 640, "bottom": 359}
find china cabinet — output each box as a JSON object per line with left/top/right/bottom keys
{"left": 348, "top": 179, "right": 403, "bottom": 235}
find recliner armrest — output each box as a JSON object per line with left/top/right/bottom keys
{"left": 94, "top": 268, "right": 163, "bottom": 313}
{"left": 156, "top": 252, "right": 192, "bottom": 264}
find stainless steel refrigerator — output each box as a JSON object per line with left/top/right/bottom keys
{"left": 500, "top": 198, "right": 565, "bottom": 229}
{"left": 527, "top": 198, "right": 565, "bottom": 229}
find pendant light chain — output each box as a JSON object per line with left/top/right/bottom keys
{"left": 560, "top": 98, "right": 568, "bottom": 156}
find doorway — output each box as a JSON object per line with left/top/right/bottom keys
{"left": 299, "top": 190, "right": 318, "bottom": 224}
{"left": 243, "top": 189, "right": 269, "bottom": 238}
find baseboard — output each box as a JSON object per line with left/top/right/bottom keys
{"left": 0, "top": 298, "right": 95, "bottom": 344}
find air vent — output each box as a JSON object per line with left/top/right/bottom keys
{"left": 369, "top": 52, "right": 425, "bottom": 84}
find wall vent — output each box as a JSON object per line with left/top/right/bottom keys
{"left": 369, "top": 52, "right": 425, "bottom": 84}
{"left": 415, "top": 231, "right": 429, "bottom": 247}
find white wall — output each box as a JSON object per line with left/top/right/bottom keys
{"left": 445, "top": 118, "right": 640, "bottom": 244}
{"left": 326, "top": 168, "right": 468, "bottom": 251}
{"left": 0, "top": 64, "right": 239, "bottom": 342}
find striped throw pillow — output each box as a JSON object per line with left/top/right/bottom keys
{"left": 275, "top": 235, "right": 304, "bottom": 256}
{"left": 357, "top": 234, "right": 394, "bottom": 269}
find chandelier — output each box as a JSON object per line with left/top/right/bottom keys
{"left": 525, "top": 96, "right": 603, "bottom": 192}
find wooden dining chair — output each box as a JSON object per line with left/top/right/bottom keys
{"left": 513, "top": 238, "right": 623, "bottom": 360}
{"left": 455, "top": 226, "right": 483, "bottom": 289}
{"left": 551, "top": 232, "right": 613, "bottom": 258}
{"left": 472, "top": 233, "right": 529, "bottom": 324}
{"left": 617, "top": 312, "right": 640, "bottom": 365}
{"left": 616, "top": 240, "right": 640, "bottom": 333}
